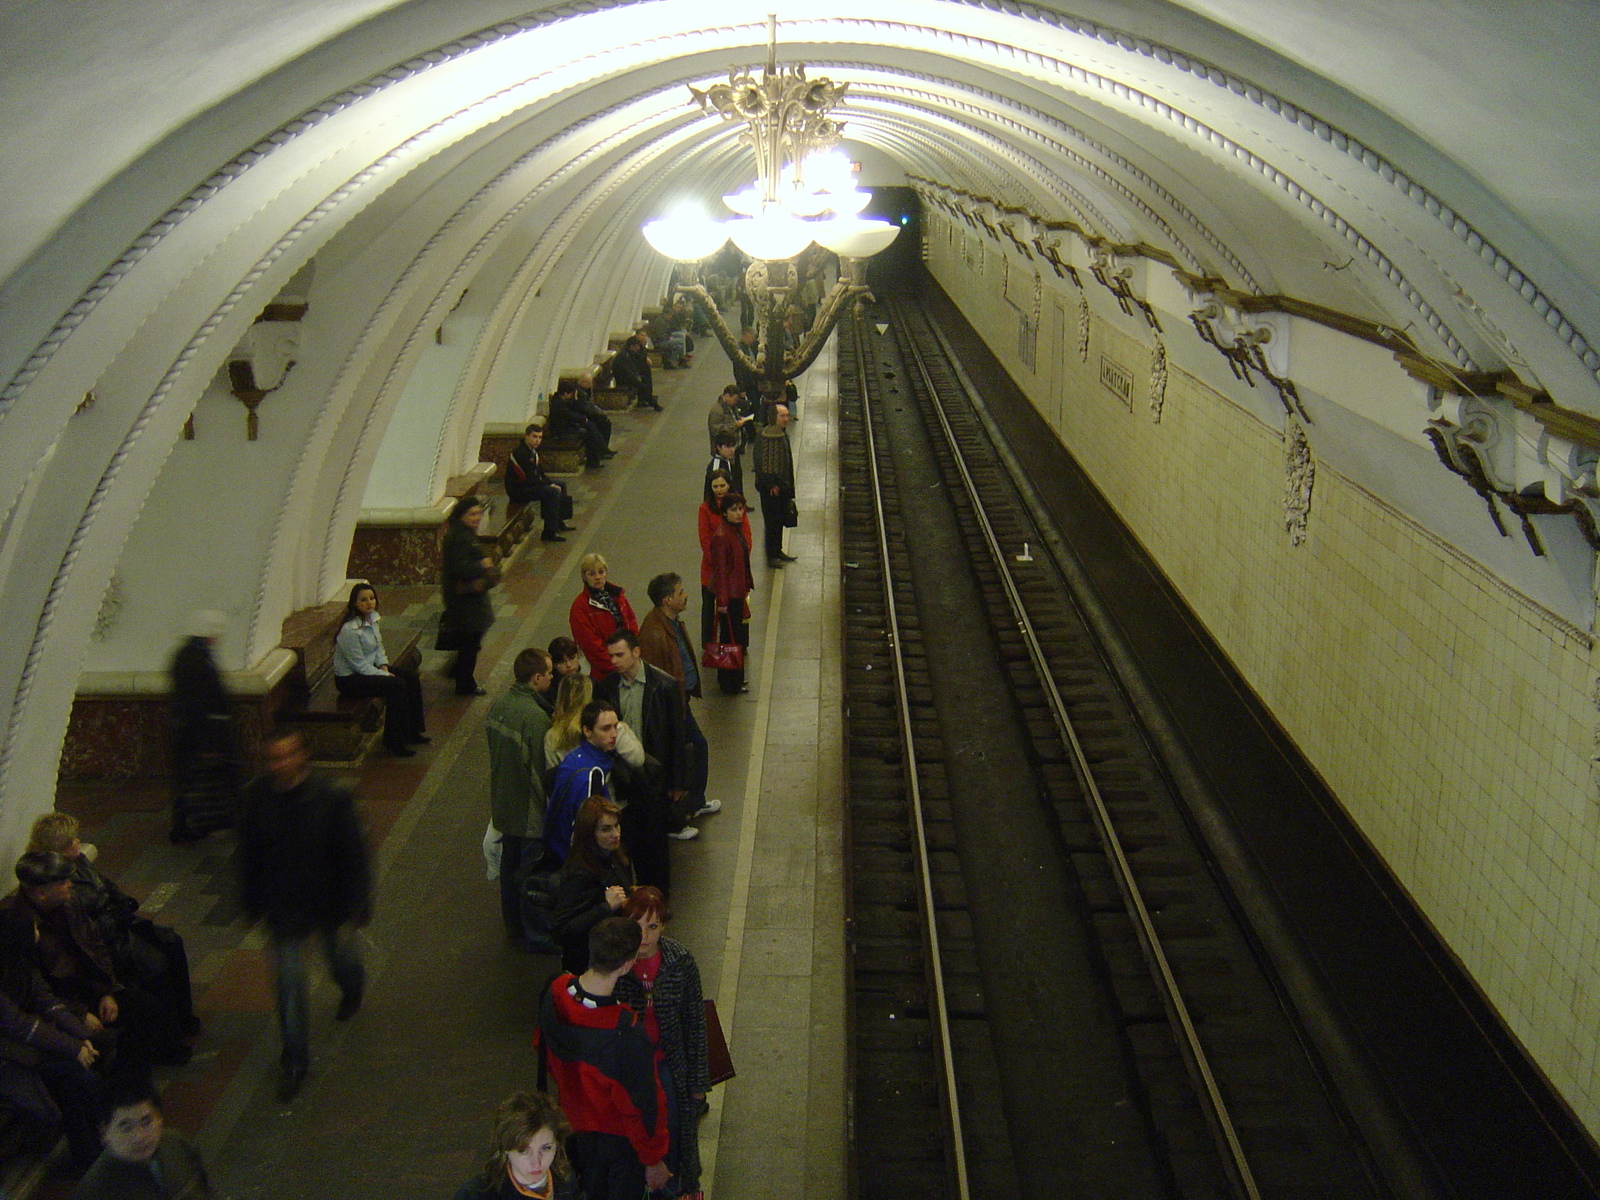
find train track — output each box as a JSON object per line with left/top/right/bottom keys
{"left": 841, "top": 292, "right": 1389, "bottom": 1199}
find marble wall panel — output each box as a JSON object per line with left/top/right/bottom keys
{"left": 346, "top": 524, "right": 443, "bottom": 586}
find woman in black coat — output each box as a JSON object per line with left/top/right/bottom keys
{"left": 454, "top": 1091, "right": 580, "bottom": 1200}
{"left": 167, "top": 611, "right": 239, "bottom": 841}
{"left": 551, "top": 797, "right": 634, "bottom": 974}
{"left": 439, "top": 496, "right": 497, "bottom": 696}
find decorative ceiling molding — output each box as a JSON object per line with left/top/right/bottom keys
{"left": 856, "top": 89, "right": 1199, "bottom": 272}
{"left": 827, "top": 64, "right": 1259, "bottom": 288}
{"left": 844, "top": 103, "right": 1110, "bottom": 235}
{"left": 965, "top": 0, "right": 1599, "bottom": 380}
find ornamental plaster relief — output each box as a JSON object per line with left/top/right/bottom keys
{"left": 1149, "top": 337, "right": 1167, "bottom": 423}
{"left": 1284, "top": 417, "right": 1314, "bottom": 547}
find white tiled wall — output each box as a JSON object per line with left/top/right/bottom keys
{"left": 928, "top": 230, "right": 1600, "bottom": 1134}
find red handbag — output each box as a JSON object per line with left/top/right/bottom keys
{"left": 702, "top": 612, "right": 744, "bottom": 671}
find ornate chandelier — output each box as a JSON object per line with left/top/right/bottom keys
{"left": 640, "top": 16, "right": 899, "bottom": 400}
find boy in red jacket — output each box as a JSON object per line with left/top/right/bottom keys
{"left": 538, "top": 917, "right": 671, "bottom": 1198}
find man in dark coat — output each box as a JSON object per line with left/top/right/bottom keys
{"left": 0, "top": 907, "right": 102, "bottom": 1169}
{"left": 28, "top": 813, "right": 197, "bottom": 1043}
{"left": 504, "top": 421, "right": 574, "bottom": 543}
{"left": 237, "top": 730, "right": 371, "bottom": 1101}
{"left": 638, "top": 573, "right": 717, "bottom": 828}
{"left": 752, "top": 402, "right": 798, "bottom": 567}
{"left": 573, "top": 369, "right": 614, "bottom": 449}
{"left": 596, "top": 630, "right": 691, "bottom": 893}
{"left": 547, "top": 380, "right": 611, "bottom": 468}
{"left": 611, "top": 333, "right": 661, "bottom": 412}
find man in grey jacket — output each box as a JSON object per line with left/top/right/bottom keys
{"left": 485, "top": 648, "right": 554, "bottom": 941}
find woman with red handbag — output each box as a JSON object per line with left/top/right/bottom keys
{"left": 697, "top": 471, "right": 750, "bottom": 640}
{"left": 705, "top": 492, "right": 754, "bottom": 695}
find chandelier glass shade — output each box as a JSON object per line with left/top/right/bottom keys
{"left": 640, "top": 210, "right": 730, "bottom": 262}
{"left": 811, "top": 216, "right": 900, "bottom": 258}
{"left": 725, "top": 209, "right": 817, "bottom": 261}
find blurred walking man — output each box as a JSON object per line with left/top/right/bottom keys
{"left": 238, "top": 730, "right": 371, "bottom": 1101}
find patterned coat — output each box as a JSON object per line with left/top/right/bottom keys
{"left": 613, "top": 935, "right": 708, "bottom": 1189}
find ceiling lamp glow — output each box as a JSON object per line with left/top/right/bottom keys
{"left": 825, "top": 188, "right": 872, "bottom": 216}
{"left": 813, "top": 217, "right": 899, "bottom": 258}
{"left": 641, "top": 210, "right": 729, "bottom": 262}
{"left": 726, "top": 211, "right": 816, "bottom": 261}
{"left": 722, "top": 189, "right": 762, "bottom": 216}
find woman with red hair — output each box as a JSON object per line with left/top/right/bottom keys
{"left": 613, "top": 886, "right": 708, "bottom": 1200}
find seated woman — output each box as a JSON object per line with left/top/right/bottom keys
{"left": 551, "top": 797, "right": 635, "bottom": 975}
{"left": 333, "top": 583, "right": 428, "bottom": 756}
{"left": 614, "top": 886, "right": 709, "bottom": 1200}
{"left": 568, "top": 554, "right": 639, "bottom": 680}
{"left": 27, "top": 813, "right": 197, "bottom": 1042}
{"left": 455, "top": 1091, "right": 580, "bottom": 1200}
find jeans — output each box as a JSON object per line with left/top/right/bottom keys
{"left": 273, "top": 926, "right": 364, "bottom": 1071}
{"left": 498, "top": 833, "right": 528, "bottom": 936}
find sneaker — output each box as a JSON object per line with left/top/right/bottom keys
{"left": 667, "top": 826, "right": 700, "bottom": 841}
{"left": 693, "top": 799, "right": 722, "bottom": 818}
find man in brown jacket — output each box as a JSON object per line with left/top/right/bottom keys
{"left": 639, "top": 573, "right": 717, "bottom": 828}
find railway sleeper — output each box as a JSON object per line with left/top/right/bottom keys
{"left": 852, "top": 819, "right": 912, "bottom": 850}
{"left": 853, "top": 874, "right": 920, "bottom": 907}
{"left": 847, "top": 796, "right": 911, "bottom": 822}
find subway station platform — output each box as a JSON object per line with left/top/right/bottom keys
{"left": 50, "top": 337, "right": 847, "bottom": 1199}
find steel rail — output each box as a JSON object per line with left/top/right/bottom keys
{"left": 889, "top": 296, "right": 1263, "bottom": 1200}
{"left": 849, "top": 310, "right": 972, "bottom": 1200}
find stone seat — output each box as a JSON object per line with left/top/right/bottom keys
{"left": 540, "top": 437, "right": 587, "bottom": 475}
{"left": 474, "top": 486, "right": 533, "bottom": 557}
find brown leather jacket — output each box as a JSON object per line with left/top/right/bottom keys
{"left": 639, "top": 607, "right": 700, "bottom": 699}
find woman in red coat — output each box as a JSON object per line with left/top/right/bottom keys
{"left": 568, "top": 553, "right": 638, "bottom": 679}
{"left": 698, "top": 471, "right": 752, "bottom": 648}
{"left": 706, "top": 493, "right": 754, "bottom": 694}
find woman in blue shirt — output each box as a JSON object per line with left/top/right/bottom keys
{"left": 332, "top": 583, "right": 428, "bottom": 756}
